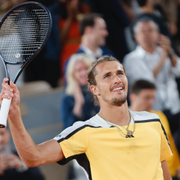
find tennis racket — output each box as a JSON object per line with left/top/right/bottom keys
{"left": 0, "top": 1, "right": 52, "bottom": 128}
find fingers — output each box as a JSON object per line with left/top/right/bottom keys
{"left": 159, "top": 35, "right": 170, "bottom": 45}
{"left": 159, "top": 35, "right": 172, "bottom": 54}
{"left": 0, "top": 78, "right": 16, "bottom": 100}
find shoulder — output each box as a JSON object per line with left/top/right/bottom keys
{"left": 131, "top": 111, "right": 161, "bottom": 123}
{"left": 61, "top": 94, "right": 74, "bottom": 108}
{"left": 62, "top": 94, "right": 74, "bottom": 102}
{"left": 54, "top": 115, "right": 102, "bottom": 142}
{"left": 123, "top": 49, "right": 139, "bottom": 63}
{"left": 101, "top": 47, "right": 115, "bottom": 57}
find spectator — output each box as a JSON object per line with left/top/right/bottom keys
{"left": 133, "top": 0, "right": 178, "bottom": 36}
{"left": 0, "top": 127, "right": 45, "bottom": 180}
{"left": 61, "top": 53, "right": 99, "bottom": 180}
{"left": 61, "top": 53, "right": 99, "bottom": 129}
{"left": 129, "top": 79, "right": 180, "bottom": 179}
{"left": 123, "top": 18, "right": 180, "bottom": 136}
{"left": 90, "top": 0, "right": 131, "bottom": 60}
{"left": 25, "top": 0, "right": 91, "bottom": 88}
{"left": 125, "top": 0, "right": 179, "bottom": 55}
{"left": 64, "top": 13, "right": 114, "bottom": 78}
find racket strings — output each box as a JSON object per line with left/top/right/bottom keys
{"left": 0, "top": 5, "right": 50, "bottom": 63}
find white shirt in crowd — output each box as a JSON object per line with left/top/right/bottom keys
{"left": 123, "top": 46, "right": 180, "bottom": 115}
{"left": 80, "top": 44, "right": 103, "bottom": 60}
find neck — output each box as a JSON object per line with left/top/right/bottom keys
{"left": 141, "top": 6, "right": 155, "bottom": 14}
{"left": 130, "top": 104, "right": 150, "bottom": 112}
{"left": 81, "top": 35, "right": 99, "bottom": 53}
{"left": 141, "top": 45, "right": 156, "bottom": 54}
{"left": 99, "top": 101, "right": 130, "bottom": 126}
{"left": 129, "top": 104, "right": 141, "bottom": 112}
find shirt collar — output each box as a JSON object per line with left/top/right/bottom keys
{"left": 80, "top": 44, "right": 103, "bottom": 59}
{"left": 135, "top": 45, "right": 161, "bottom": 57}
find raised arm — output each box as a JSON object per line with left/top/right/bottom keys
{"left": 0, "top": 78, "right": 64, "bottom": 167}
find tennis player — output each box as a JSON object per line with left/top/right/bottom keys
{"left": 0, "top": 55, "right": 172, "bottom": 180}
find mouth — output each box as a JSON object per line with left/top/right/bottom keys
{"left": 112, "top": 86, "right": 123, "bottom": 93}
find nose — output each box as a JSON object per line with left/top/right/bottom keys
{"left": 113, "top": 75, "right": 122, "bottom": 84}
{"left": 104, "top": 29, "right": 109, "bottom": 37}
{"left": 0, "top": 135, "right": 3, "bottom": 144}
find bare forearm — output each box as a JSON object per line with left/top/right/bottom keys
{"left": 73, "top": 103, "right": 83, "bottom": 117}
{"left": 8, "top": 108, "right": 41, "bottom": 167}
{"left": 169, "top": 55, "right": 177, "bottom": 67}
{"left": 60, "top": 18, "right": 73, "bottom": 46}
{"left": 153, "top": 55, "right": 166, "bottom": 77}
{"left": 8, "top": 112, "right": 63, "bottom": 167}
{"left": 1, "top": 79, "right": 64, "bottom": 167}
{"left": 161, "top": 160, "right": 172, "bottom": 180}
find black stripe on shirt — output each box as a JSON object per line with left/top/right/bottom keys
{"left": 57, "top": 125, "right": 101, "bottom": 143}
{"left": 135, "top": 118, "right": 172, "bottom": 152}
{"left": 58, "top": 153, "right": 92, "bottom": 180}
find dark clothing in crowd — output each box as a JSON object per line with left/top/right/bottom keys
{"left": 90, "top": 0, "right": 130, "bottom": 61}
{"left": 61, "top": 86, "right": 100, "bottom": 129}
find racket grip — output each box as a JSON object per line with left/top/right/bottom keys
{"left": 0, "top": 98, "right": 12, "bottom": 128}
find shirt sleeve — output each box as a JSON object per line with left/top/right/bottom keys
{"left": 171, "top": 57, "right": 180, "bottom": 76}
{"left": 54, "top": 121, "right": 88, "bottom": 164}
{"left": 159, "top": 121, "right": 173, "bottom": 162}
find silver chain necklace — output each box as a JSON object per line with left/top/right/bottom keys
{"left": 98, "top": 110, "right": 135, "bottom": 138}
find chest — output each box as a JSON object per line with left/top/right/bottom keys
{"left": 87, "top": 123, "right": 161, "bottom": 161}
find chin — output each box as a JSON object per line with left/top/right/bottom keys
{"left": 80, "top": 82, "right": 88, "bottom": 86}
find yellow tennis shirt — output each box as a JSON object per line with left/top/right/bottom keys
{"left": 54, "top": 111, "right": 172, "bottom": 180}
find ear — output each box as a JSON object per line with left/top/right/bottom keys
{"left": 90, "top": 85, "right": 100, "bottom": 96}
{"left": 134, "top": 35, "right": 139, "bottom": 44}
{"left": 129, "top": 93, "right": 136, "bottom": 104}
{"left": 84, "top": 26, "right": 93, "bottom": 34}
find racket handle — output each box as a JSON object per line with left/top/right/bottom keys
{"left": 0, "top": 98, "right": 12, "bottom": 128}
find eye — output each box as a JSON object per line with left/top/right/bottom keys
{"left": 104, "top": 74, "right": 110, "bottom": 79}
{"left": 118, "top": 72, "right": 123, "bottom": 76}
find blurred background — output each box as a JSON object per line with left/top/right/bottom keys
{"left": 1, "top": 0, "right": 180, "bottom": 180}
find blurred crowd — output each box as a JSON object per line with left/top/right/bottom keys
{"left": 1, "top": 0, "right": 180, "bottom": 180}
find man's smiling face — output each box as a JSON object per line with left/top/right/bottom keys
{"left": 92, "top": 61, "right": 128, "bottom": 106}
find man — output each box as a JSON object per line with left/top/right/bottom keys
{"left": 63, "top": 13, "right": 114, "bottom": 75}
{"left": 125, "top": 0, "right": 179, "bottom": 55}
{"left": 0, "top": 55, "right": 172, "bottom": 180}
{"left": 123, "top": 18, "right": 180, "bottom": 136}
{"left": 136, "top": 0, "right": 178, "bottom": 36}
{"left": 0, "top": 127, "right": 45, "bottom": 180}
{"left": 129, "top": 79, "right": 180, "bottom": 179}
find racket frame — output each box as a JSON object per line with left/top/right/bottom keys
{"left": 0, "top": 1, "right": 52, "bottom": 127}
{"left": 0, "top": 1, "right": 52, "bottom": 83}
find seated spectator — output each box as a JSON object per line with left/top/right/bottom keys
{"left": 0, "top": 127, "right": 45, "bottom": 180}
{"left": 123, "top": 18, "right": 180, "bottom": 136}
{"left": 63, "top": 13, "right": 115, "bottom": 79}
{"left": 129, "top": 79, "right": 180, "bottom": 180}
{"left": 61, "top": 53, "right": 100, "bottom": 180}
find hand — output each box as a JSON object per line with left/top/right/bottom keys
{"left": 158, "top": 34, "right": 172, "bottom": 55}
{"left": 66, "top": 0, "right": 79, "bottom": 19}
{"left": 168, "top": 22, "right": 178, "bottom": 36}
{"left": 0, "top": 78, "right": 20, "bottom": 119}
{"left": 0, "top": 155, "right": 9, "bottom": 175}
{"left": 74, "top": 82, "right": 84, "bottom": 107}
{"left": 73, "top": 82, "right": 84, "bottom": 117}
